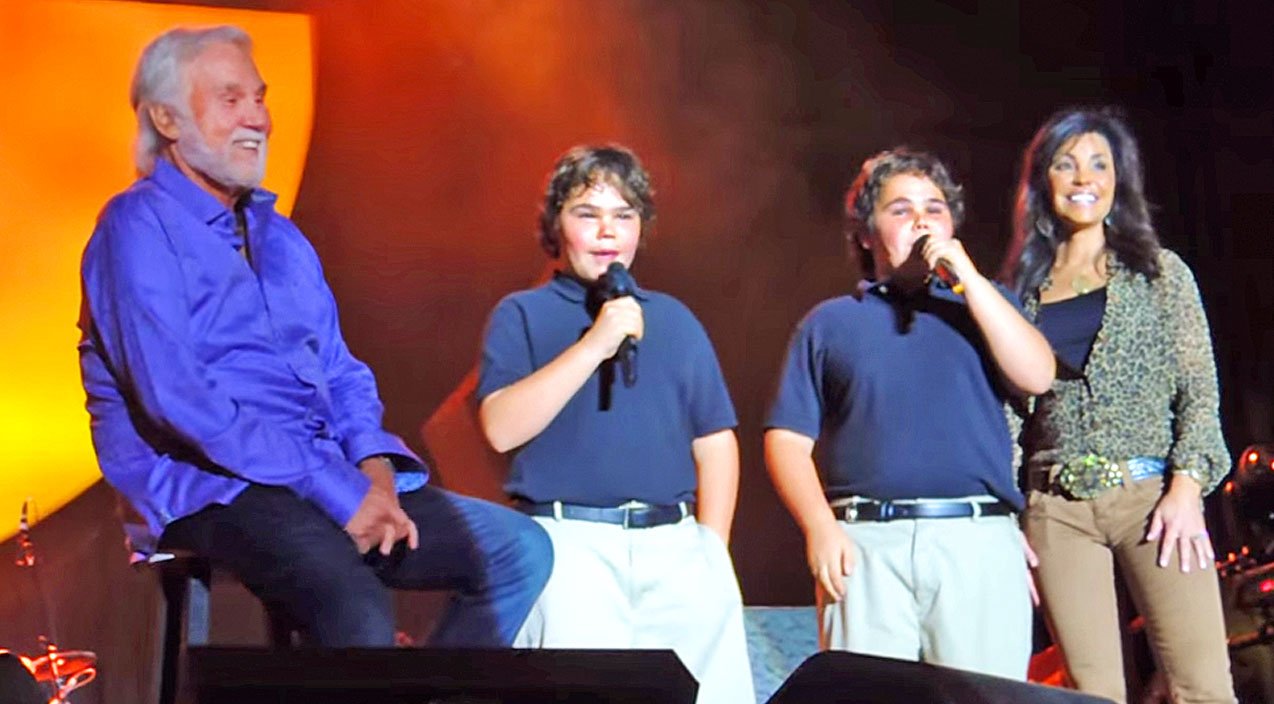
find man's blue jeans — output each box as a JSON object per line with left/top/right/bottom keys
{"left": 159, "top": 483, "right": 553, "bottom": 647}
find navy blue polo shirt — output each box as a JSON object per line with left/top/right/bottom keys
{"left": 477, "top": 272, "right": 737, "bottom": 506}
{"left": 766, "top": 279, "right": 1025, "bottom": 510}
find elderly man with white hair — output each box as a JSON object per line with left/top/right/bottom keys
{"left": 77, "top": 25, "right": 552, "bottom": 647}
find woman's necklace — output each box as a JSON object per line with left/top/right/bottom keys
{"left": 1072, "top": 274, "right": 1097, "bottom": 295}
{"left": 1042, "top": 265, "right": 1106, "bottom": 298}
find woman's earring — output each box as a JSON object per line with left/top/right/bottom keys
{"left": 1103, "top": 214, "right": 1113, "bottom": 227}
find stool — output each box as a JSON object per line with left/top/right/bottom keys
{"left": 142, "top": 551, "right": 298, "bottom": 704}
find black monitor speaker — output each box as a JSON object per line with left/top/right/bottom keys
{"left": 0, "top": 653, "right": 44, "bottom": 704}
{"left": 188, "top": 646, "right": 698, "bottom": 703}
{"left": 767, "top": 651, "right": 1115, "bottom": 704}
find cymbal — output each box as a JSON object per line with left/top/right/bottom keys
{"left": 28, "top": 650, "right": 96, "bottom": 682}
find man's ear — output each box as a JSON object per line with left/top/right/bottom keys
{"left": 148, "top": 103, "right": 180, "bottom": 141}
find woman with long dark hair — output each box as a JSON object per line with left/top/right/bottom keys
{"left": 1003, "top": 107, "right": 1235, "bottom": 703}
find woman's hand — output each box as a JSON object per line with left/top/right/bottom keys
{"left": 1145, "top": 474, "right": 1213, "bottom": 572}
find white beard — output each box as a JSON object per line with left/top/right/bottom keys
{"left": 175, "top": 119, "right": 268, "bottom": 193}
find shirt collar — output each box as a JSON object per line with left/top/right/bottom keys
{"left": 548, "top": 269, "right": 650, "bottom": 304}
{"left": 150, "top": 157, "right": 279, "bottom": 227}
{"left": 856, "top": 276, "right": 955, "bottom": 302}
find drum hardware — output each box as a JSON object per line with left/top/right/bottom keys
{"left": 1220, "top": 553, "right": 1274, "bottom": 650}
{"left": 8, "top": 498, "right": 98, "bottom": 703}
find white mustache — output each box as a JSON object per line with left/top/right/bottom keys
{"left": 231, "top": 128, "right": 269, "bottom": 146}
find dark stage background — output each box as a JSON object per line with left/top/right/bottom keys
{"left": 3, "top": 1, "right": 1272, "bottom": 702}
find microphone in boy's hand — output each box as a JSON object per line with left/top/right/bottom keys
{"left": 915, "top": 235, "right": 964, "bottom": 294}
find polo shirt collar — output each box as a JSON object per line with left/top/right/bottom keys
{"left": 549, "top": 269, "right": 650, "bottom": 303}
{"left": 857, "top": 277, "right": 960, "bottom": 302}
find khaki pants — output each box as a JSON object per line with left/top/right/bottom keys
{"left": 1025, "top": 475, "right": 1235, "bottom": 703}
{"left": 514, "top": 516, "right": 755, "bottom": 704}
{"left": 818, "top": 513, "right": 1032, "bottom": 680}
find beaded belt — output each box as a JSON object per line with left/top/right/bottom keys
{"left": 1052, "top": 455, "right": 1166, "bottom": 500}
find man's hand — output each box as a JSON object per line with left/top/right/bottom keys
{"left": 346, "top": 458, "right": 418, "bottom": 555}
{"left": 581, "top": 297, "right": 643, "bottom": 360}
{"left": 1146, "top": 474, "right": 1213, "bottom": 572}
{"left": 806, "top": 519, "right": 856, "bottom": 602}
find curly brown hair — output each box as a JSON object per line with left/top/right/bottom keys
{"left": 538, "top": 145, "right": 656, "bottom": 258}
{"left": 844, "top": 148, "right": 965, "bottom": 278}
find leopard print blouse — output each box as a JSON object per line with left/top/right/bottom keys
{"left": 1015, "top": 248, "right": 1229, "bottom": 496}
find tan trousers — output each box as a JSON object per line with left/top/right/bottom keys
{"left": 818, "top": 513, "right": 1033, "bottom": 680}
{"left": 1025, "top": 475, "right": 1236, "bottom": 703}
{"left": 514, "top": 516, "right": 755, "bottom": 704}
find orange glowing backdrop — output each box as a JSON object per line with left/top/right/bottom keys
{"left": 0, "top": 0, "right": 314, "bottom": 541}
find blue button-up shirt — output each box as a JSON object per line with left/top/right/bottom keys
{"left": 78, "top": 158, "right": 427, "bottom": 557}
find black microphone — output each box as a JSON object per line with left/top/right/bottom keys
{"left": 596, "top": 262, "right": 638, "bottom": 387}
{"left": 915, "top": 235, "right": 964, "bottom": 294}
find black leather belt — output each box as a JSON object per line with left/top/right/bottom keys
{"left": 833, "top": 499, "right": 1013, "bottom": 522}
{"left": 516, "top": 501, "right": 694, "bottom": 529}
